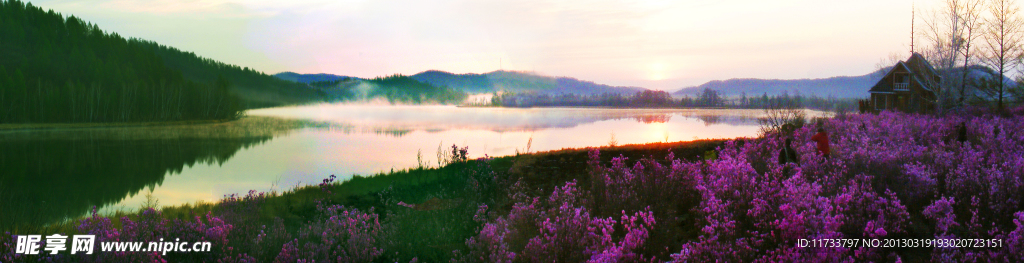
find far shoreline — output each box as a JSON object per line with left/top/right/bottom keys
{"left": 456, "top": 104, "right": 749, "bottom": 110}
{"left": 0, "top": 105, "right": 832, "bottom": 132}
{"left": 0, "top": 118, "right": 239, "bottom": 132}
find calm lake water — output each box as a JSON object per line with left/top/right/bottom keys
{"left": 0, "top": 104, "right": 788, "bottom": 226}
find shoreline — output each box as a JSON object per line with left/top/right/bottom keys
{"left": 456, "top": 104, "right": 749, "bottom": 110}
{"left": 0, "top": 118, "right": 239, "bottom": 132}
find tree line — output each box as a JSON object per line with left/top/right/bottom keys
{"left": 490, "top": 90, "right": 676, "bottom": 108}
{"left": 0, "top": 67, "right": 240, "bottom": 122}
{"left": 0, "top": 0, "right": 323, "bottom": 123}
{"left": 489, "top": 88, "right": 858, "bottom": 111}
{"left": 729, "top": 90, "right": 858, "bottom": 111}
{"left": 141, "top": 40, "right": 325, "bottom": 108}
{"left": 305, "top": 75, "right": 467, "bottom": 104}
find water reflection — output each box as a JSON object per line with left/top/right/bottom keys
{"left": 0, "top": 117, "right": 306, "bottom": 228}
{"left": 1, "top": 105, "right": 803, "bottom": 227}
{"left": 248, "top": 104, "right": 768, "bottom": 132}
{"left": 632, "top": 114, "right": 671, "bottom": 124}
{"left": 630, "top": 114, "right": 753, "bottom": 126}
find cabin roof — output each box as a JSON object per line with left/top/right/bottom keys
{"left": 869, "top": 53, "right": 938, "bottom": 94}
{"left": 906, "top": 53, "right": 940, "bottom": 78}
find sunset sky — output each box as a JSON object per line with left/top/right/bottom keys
{"left": 30, "top": 0, "right": 934, "bottom": 90}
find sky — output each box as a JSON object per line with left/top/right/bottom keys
{"left": 30, "top": 0, "right": 936, "bottom": 91}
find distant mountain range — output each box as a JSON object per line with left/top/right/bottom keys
{"left": 276, "top": 66, "right": 1019, "bottom": 101}
{"left": 412, "top": 70, "right": 646, "bottom": 95}
{"left": 278, "top": 70, "right": 883, "bottom": 99}
{"left": 673, "top": 70, "right": 886, "bottom": 99}
{"left": 275, "top": 70, "right": 646, "bottom": 96}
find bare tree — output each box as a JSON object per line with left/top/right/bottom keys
{"left": 981, "top": 0, "right": 1024, "bottom": 112}
{"left": 873, "top": 52, "right": 905, "bottom": 79}
{"left": 922, "top": 0, "right": 970, "bottom": 112}
{"left": 758, "top": 95, "right": 805, "bottom": 136}
{"left": 958, "top": 0, "right": 985, "bottom": 106}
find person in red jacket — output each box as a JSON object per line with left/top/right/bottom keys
{"left": 811, "top": 127, "right": 830, "bottom": 159}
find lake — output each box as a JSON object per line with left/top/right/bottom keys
{"left": 0, "top": 104, "right": 783, "bottom": 227}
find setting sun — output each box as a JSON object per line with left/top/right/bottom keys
{"left": 646, "top": 62, "right": 669, "bottom": 81}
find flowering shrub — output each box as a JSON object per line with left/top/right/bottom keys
{"left": 666, "top": 110, "right": 1024, "bottom": 262}
{"left": 466, "top": 110, "right": 1024, "bottom": 262}
{"left": 465, "top": 181, "right": 656, "bottom": 262}
{"left": 274, "top": 205, "right": 383, "bottom": 262}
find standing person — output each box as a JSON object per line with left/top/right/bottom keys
{"left": 811, "top": 127, "right": 830, "bottom": 159}
{"left": 957, "top": 122, "right": 967, "bottom": 143}
{"left": 778, "top": 138, "right": 800, "bottom": 178}
{"left": 778, "top": 138, "right": 800, "bottom": 165}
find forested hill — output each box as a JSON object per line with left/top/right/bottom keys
{"left": 142, "top": 43, "right": 325, "bottom": 108}
{"left": 0, "top": 0, "right": 322, "bottom": 123}
{"left": 301, "top": 75, "right": 467, "bottom": 104}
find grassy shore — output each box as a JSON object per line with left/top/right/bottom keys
{"left": 0, "top": 116, "right": 356, "bottom": 142}
{"left": 0, "top": 119, "right": 237, "bottom": 131}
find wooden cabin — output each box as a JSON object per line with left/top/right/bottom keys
{"left": 867, "top": 53, "right": 938, "bottom": 113}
